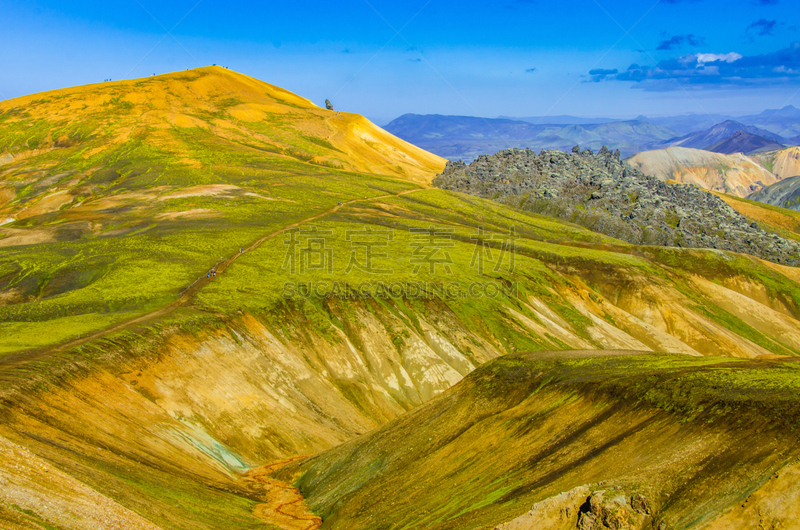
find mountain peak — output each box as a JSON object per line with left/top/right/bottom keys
{"left": 755, "top": 104, "right": 800, "bottom": 118}
{"left": 706, "top": 129, "right": 784, "bottom": 155}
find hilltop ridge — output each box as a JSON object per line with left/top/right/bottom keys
{"left": 0, "top": 66, "right": 446, "bottom": 185}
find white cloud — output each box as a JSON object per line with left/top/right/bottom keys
{"left": 695, "top": 52, "right": 743, "bottom": 64}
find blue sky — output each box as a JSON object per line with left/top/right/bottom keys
{"left": 1, "top": 0, "right": 799, "bottom": 123}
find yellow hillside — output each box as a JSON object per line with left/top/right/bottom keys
{"left": 0, "top": 66, "right": 446, "bottom": 184}
{"left": 713, "top": 191, "right": 800, "bottom": 242}
{"left": 755, "top": 146, "right": 800, "bottom": 181}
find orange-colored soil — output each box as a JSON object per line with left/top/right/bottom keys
{"left": 244, "top": 456, "right": 321, "bottom": 530}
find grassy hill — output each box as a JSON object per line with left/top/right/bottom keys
{"left": 0, "top": 66, "right": 445, "bottom": 354}
{"left": 1, "top": 68, "right": 800, "bottom": 528}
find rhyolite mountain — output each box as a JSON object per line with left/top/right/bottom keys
{"left": 279, "top": 351, "right": 800, "bottom": 530}
{"left": 627, "top": 146, "right": 778, "bottom": 197}
{"left": 628, "top": 145, "right": 800, "bottom": 200}
{"left": 2, "top": 68, "right": 800, "bottom": 529}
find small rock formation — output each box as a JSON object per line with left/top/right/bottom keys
{"left": 493, "top": 486, "right": 590, "bottom": 529}
{"left": 630, "top": 494, "right": 651, "bottom": 516}
{"left": 433, "top": 147, "right": 800, "bottom": 266}
{"left": 494, "top": 487, "right": 654, "bottom": 530}
{"left": 325, "top": 99, "right": 334, "bottom": 111}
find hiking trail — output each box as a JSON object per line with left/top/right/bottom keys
{"left": 0, "top": 187, "right": 427, "bottom": 371}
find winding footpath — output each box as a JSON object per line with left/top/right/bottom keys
{"left": 0, "top": 187, "right": 427, "bottom": 373}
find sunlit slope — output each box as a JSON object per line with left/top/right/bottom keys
{"left": 281, "top": 352, "right": 800, "bottom": 530}
{"left": 713, "top": 191, "right": 800, "bottom": 242}
{"left": 627, "top": 146, "right": 776, "bottom": 197}
{"left": 754, "top": 146, "right": 800, "bottom": 181}
{"left": 0, "top": 66, "right": 445, "bottom": 185}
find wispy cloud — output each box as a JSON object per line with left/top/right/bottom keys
{"left": 747, "top": 19, "right": 779, "bottom": 36}
{"left": 657, "top": 34, "right": 705, "bottom": 50}
{"left": 587, "top": 68, "right": 619, "bottom": 81}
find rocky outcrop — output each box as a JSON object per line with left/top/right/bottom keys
{"left": 493, "top": 487, "right": 658, "bottom": 530}
{"left": 433, "top": 147, "right": 800, "bottom": 265}
{"left": 577, "top": 490, "right": 652, "bottom": 530}
{"left": 493, "top": 486, "right": 591, "bottom": 530}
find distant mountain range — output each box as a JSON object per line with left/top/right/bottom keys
{"left": 384, "top": 114, "right": 677, "bottom": 160}
{"left": 738, "top": 105, "right": 800, "bottom": 139}
{"left": 496, "top": 115, "right": 625, "bottom": 125}
{"left": 640, "top": 106, "right": 800, "bottom": 138}
{"left": 385, "top": 106, "right": 800, "bottom": 161}
{"left": 635, "top": 114, "right": 738, "bottom": 136}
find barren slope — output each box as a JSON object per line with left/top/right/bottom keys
{"left": 753, "top": 146, "right": 800, "bottom": 181}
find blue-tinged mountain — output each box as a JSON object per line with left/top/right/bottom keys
{"left": 384, "top": 114, "right": 677, "bottom": 161}
{"left": 664, "top": 120, "right": 786, "bottom": 150}
{"left": 706, "top": 130, "right": 785, "bottom": 155}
